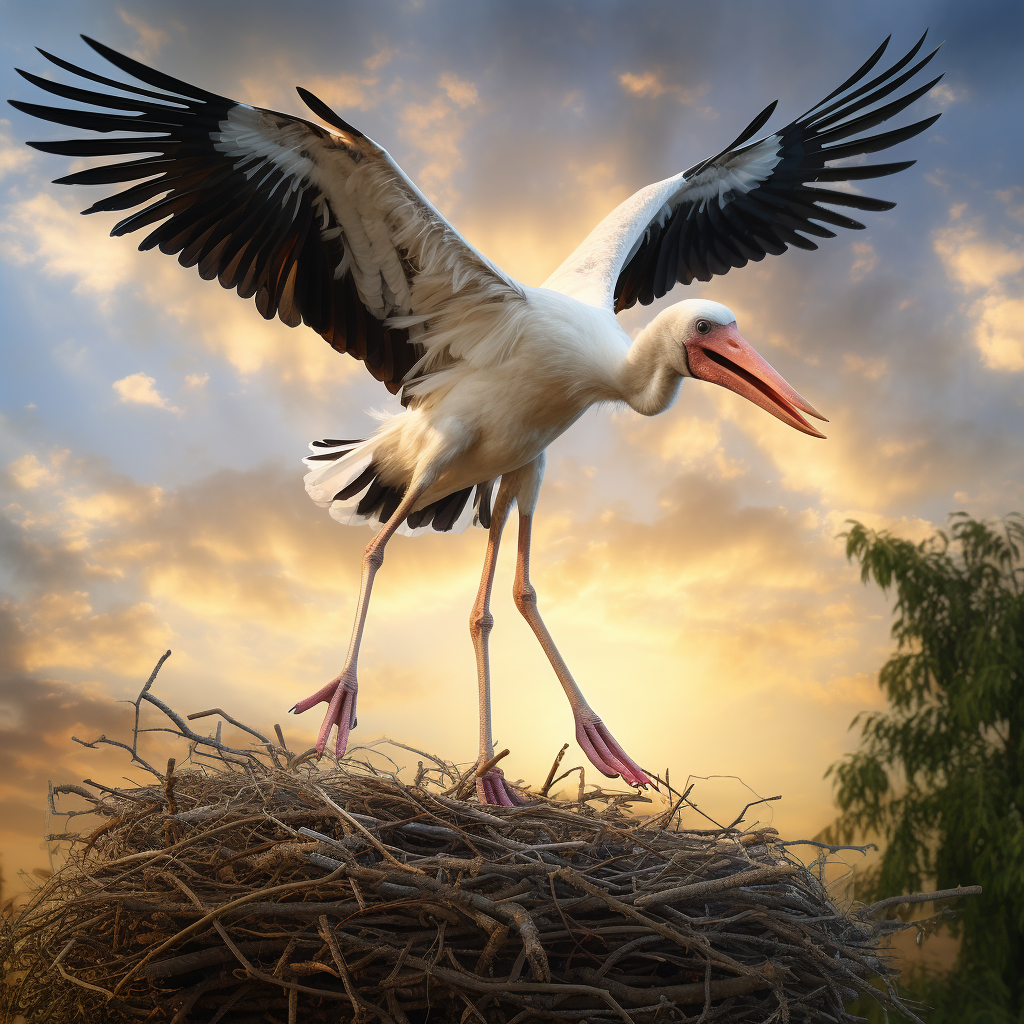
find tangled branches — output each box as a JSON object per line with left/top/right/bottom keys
{"left": 1, "top": 653, "right": 980, "bottom": 1023}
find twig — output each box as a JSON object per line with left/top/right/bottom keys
{"left": 781, "top": 839, "right": 877, "bottom": 854}
{"left": 313, "top": 785, "right": 425, "bottom": 874}
{"left": 476, "top": 749, "right": 510, "bottom": 777}
{"left": 187, "top": 706, "right": 273, "bottom": 747}
{"left": 726, "top": 795, "right": 782, "bottom": 829}
{"left": 540, "top": 744, "right": 569, "bottom": 797}
{"left": 857, "top": 885, "right": 983, "bottom": 918}
{"left": 319, "top": 914, "right": 397, "bottom": 1023}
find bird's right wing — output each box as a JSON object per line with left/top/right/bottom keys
{"left": 544, "top": 33, "right": 942, "bottom": 312}
{"left": 11, "top": 37, "right": 524, "bottom": 398}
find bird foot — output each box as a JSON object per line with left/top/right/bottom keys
{"left": 476, "top": 767, "right": 523, "bottom": 807}
{"left": 575, "top": 712, "right": 653, "bottom": 789}
{"left": 290, "top": 671, "right": 358, "bottom": 759}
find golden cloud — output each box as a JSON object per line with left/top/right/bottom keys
{"left": 618, "top": 70, "right": 709, "bottom": 105}
{"left": 934, "top": 220, "right": 1024, "bottom": 372}
{"left": 971, "top": 293, "right": 1024, "bottom": 372}
{"left": 934, "top": 223, "right": 1024, "bottom": 291}
{"left": 6, "top": 451, "right": 64, "bottom": 490}
{"left": 112, "top": 372, "right": 182, "bottom": 415}
{"left": 438, "top": 72, "right": 478, "bottom": 109}
{"left": 1, "top": 193, "right": 138, "bottom": 295}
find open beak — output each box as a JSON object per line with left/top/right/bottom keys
{"left": 685, "top": 324, "right": 828, "bottom": 438}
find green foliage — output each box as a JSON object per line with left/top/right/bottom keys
{"left": 826, "top": 513, "right": 1024, "bottom": 1021}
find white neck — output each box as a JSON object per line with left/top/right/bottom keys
{"left": 614, "top": 317, "right": 683, "bottom": 416}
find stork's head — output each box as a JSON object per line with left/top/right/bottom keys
{"left": 670, "top": 299, "right": 827, "bottom": 438}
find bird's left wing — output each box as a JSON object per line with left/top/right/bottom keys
{"left": 10, "top": 37, "right": 523, "bottom": 396}
{"left": 544, "top": 33, "right": 942, "bottom": 312}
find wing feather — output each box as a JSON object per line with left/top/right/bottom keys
{"left": 11, "top": 37, "right": 523, "bottom": 398}
{"left": 543, "top": 34, "right": 942, "bottom": 311}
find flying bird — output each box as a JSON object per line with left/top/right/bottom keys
{"left": 12, "top": 33, "right": 941, "bottom": 804}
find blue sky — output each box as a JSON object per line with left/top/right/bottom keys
{"left": 1, "top": 0, "right": 1023, "bottom": 886}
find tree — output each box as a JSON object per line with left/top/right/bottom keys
{"left": 826, "top": 513, "right": 1024, "bottom": 1022}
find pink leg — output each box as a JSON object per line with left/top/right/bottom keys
{"left": 469, "top": 481, "right": 521, "bottom": 806}
{"left": 291, "top": 481, "right": 425, "bottom": 759}
{"left": 512, "top": 511, "right": 652, "bottom": 790}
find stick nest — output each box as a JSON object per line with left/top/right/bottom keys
{"left": 1, "top": 654, "right": 960, "bottom": 1024}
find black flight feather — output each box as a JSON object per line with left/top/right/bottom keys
{"left": 614, "top": 33, "right": 940, "bottom": 311}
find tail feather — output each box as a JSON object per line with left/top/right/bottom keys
{"left": 303, "top": 437, "right": 495, "bottom": 537}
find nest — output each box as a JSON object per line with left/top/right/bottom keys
{"left": 2, "top": 654, "right": 974, "bottom": 1024}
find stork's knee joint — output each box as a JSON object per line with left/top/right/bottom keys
{"left": 469, "top": 609, "right": 494, "bottom": 640}
{"left": 363, "top": 545, "right": 385, "bottom": 573}
{"left": 513, "top": 582, "right": 537, "bottom": 614}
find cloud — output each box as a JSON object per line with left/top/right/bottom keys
{"left": 0, "top": 193, "right": 137, "bottom": 296}
{"left": 849, "top": 242, "right": 877, "bottom": 282}
{"left": 971, "top": 293, "right": 1024, "bottom": 371}
{"left": 0, "top": 602, "right": 135, "bottom": 876}
{"left": 6, "top": 451, "right": 66, "bottom": 491}
{"left": 364, "top": 47, "right": 395, "bottom": 72}
{"left": 118, "top": 8, "right": 169, "bottom": 61}
{"left": 934, "top": 220, "right": 1024, "bottom": 371}
{"left": 0, "top": 191, "right": 360, "bottom": 404}
{"left": 618, "top": 70, "right": 708, "bottom": 105}
{"left": 0, "top": 120, "right": 33, "bottom": 180}
{"left": 842, "top": 353, "right": 887, "bottom": 381}
{"left": 112, "top": 373, "right": 182, "bottom": 414}
{"left": 934, "top": 223, "right": 1024, "bottom": 291}
{"left": 438, "top": 72, "right": 478, "bottom": 108}
{"left": 185, "top": 372, "right": 209, "bottom": 389}
{"left": 398, "top": 83, "right": 479, "bottom": 206}
{"left": 928, "top": 82, "right": 964, "bottom": 105}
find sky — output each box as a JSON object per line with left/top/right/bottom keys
{"left": 1, "top": 0, "right": 1023, "bottom": 891}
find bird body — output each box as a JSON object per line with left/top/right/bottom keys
{"left": 306, "top": 288, "right": 634, "bottom": 531}
{"left": 11, "top": 31, "right": 941, "bottom": 803}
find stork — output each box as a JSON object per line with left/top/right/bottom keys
{"left": 12, "top": 33, "right": 940, "bottom": 804}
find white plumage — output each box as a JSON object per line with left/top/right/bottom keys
{"left": 13, "top": 32, "right": 941, "bottom": 804}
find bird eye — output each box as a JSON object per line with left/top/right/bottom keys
{"left": 695, "top": 319, "right": 712, "bottom": 335}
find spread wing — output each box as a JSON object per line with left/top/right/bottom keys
{"left": 10, "top": 37, "right": 523, "bottom": 396}
{"left": 544, "top": 33, "right": 942, "bottom": 312}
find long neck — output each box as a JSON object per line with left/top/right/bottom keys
{"left": 616, "top": 319, "right": 683, "bottom": 416}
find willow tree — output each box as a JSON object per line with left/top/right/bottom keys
{"left": 827, "top": 513, "right": 1024, "bottom": 1021}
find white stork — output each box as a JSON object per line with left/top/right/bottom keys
{"left": 13, "top": 34, "right": 940, "bottom": 804}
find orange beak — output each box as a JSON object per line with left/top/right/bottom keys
{"left": 685, "top": 324, "right": 827, "bottom": 438}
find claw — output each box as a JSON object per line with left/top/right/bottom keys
{"left": 476, "top": 768, "right": 522, "bottom": 806}
{"left": 291, "top": 674, "right": 358, "bottom": 759}
{"left": 575, "top": 713, "right": 653, "bottom": 789}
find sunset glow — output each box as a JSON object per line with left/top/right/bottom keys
{"left": 2, "top": 0, "right": 1022, "bottom": 887}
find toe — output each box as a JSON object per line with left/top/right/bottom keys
{"left": 595, "top": 723, "right": 651, "bottom": 788}
{"left": 479, "top": 775, "right": 497, "bottom": 804}
{"left": 573, "top": 720, "right": 618, "bottom": 774}
{"left": 575, "top": 721, "right": 619, "bottom": 778}
{"left": 477, "top": 770, "right": 520, "bottom": 806}
{"left": 495, "top": 778, "right": 516, "bottom": 807}
{"left": 333, "top": 693, "right": 356, "bottom": 759}
{"left": 291, "top": 679, "right": 338, "bottom": 715}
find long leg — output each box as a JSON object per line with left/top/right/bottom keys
{"left": 511, "top": 457, "right": 652, "bottom": 789}
{"left": 469, "top": 478, "right": 521, "bottom": 805}
{"left": 291, "top": 480, "right": 426, "bottom": 758}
